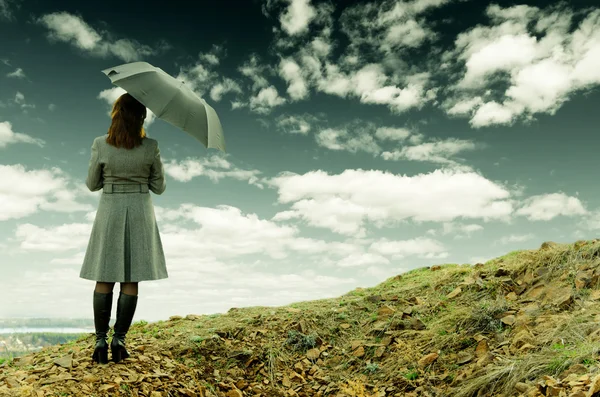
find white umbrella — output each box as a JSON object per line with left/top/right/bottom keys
{"left": 101, "top": 61, "right": 225, "bottom": 152}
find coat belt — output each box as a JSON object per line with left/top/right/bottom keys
{"left": 103, "top": 183, "right": 149, "bottom": 194}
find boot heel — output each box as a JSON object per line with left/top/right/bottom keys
{"left": 92, "top": 340, "right": 108, "bottom": 364}
{"left": 111, "top": 338, "right": 130, "bottom": 363}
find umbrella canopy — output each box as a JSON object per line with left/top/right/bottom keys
{"left": 101, "top": 61, "right": 225, "bottom": 152}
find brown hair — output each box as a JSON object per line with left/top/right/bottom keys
{"left": 105, "top": 93, "right": 147, "bottom": 149}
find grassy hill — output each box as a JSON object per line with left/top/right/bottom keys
{"left": 3, "top": 239, "right": 600, "bottom": 397}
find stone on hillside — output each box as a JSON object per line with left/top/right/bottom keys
{"left": 575, "top": 270, "right": 593, "bottom": 289}
{"left": 418, "top": 352, "right": 438, "bottom": 368}
{"left": 547, "top": 287, "right": 574, "bottom": 310}
{"left": 501, "top": 315, "right": 516, "bottom": 326}
{"left": 306, "top": 348, "right": 320, "bottom": 360}
{"left": 226, "top": 389, "right": 243, "bottom": 397}
{"left": 475, "top": 352, "right": 495, "bottom": 368}
{"left": 474, "top": 340, "right": 489, "bottom": 358}
{"left": 431, "top": 265, "right": 441, "bottom": 271}
{"left": 474, "top": 263, "right": 484, "bottom": 269}
{"left": 366, "top": 295, "right": 382, "bottom": 303}
{"left": 505, "top": 292, "right": 518, "bottom": 301}
{"left": 587, "top": 374, "right": 600, "bottom": 397}
{"left": 591, "top": 290, "right": 600, "bottom": 301}
{"left": 540, "top": 241, "right": 557, "bottom": 250}
{"left": 82, "top": 374, "right": 99, "bottom": 383}
{"left": 377, "top": 305, "right": 395, "bottom": 317}
{"left": 53, "top": 354, "right": 72, "bottom": 368}
{"left": 456, "top": 351, "right": 473, "bottom": 365}
{"left": 514, "top": 382, "right": 533, "bottom": 393}
{"left": 409, "top": 318, "right": 426, "bottom": 330}
{"left": 446, "top": 287, "right": 462, "bottom": 299}
{"left": 352, "top": 346, "right": 365, "bottom": 357}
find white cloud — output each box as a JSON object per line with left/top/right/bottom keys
{"left": 163, "top": 155, "right": 264, "bottom": 188}
{"left": 369, "top": 237, "right": 447, "bottom": 259}
{"left": 444, "top": 5, "right": 600, "bottom": 127}
{"left": 35, "top": 12, "right": 171, "bottom": 62}
{"left": 210, "top": 78, "right": 243, "bottom": 102}
{"left": 516, "top": 192, "right": 587, "bottom": 221}
{"left": 375, "top": 127, "right": 412, "bottom": 141}
{"left": 6, "top": 67, "right": 25, "bottom": 78}
{"left": 0, "top": 121, "right": 45, "bottom": 149}
{"left": 0, "top": 164, "right": 94, "bottom": 221}
{"left": 340, "top": 0, "right": 451, "bottom": 54}
{"left": 337, "top": 252, "right": 390, "bottom": 268}
{"left": 269, "top": 168, "right": 515, "bottom": 236}
{"left": 238, "top": 54, "right": 271, "bottom": 91}
{"left": 249, "top": 86, "right": 286, "bottom": 114}
{"left": 497, "top": 233, "right": 535, "bottom": 245}
{"left": 427, "top": 222, "right": 483, "bottom": 238}
{"left": 279, "top": 0, "right": 317, "bottom": 36}
{"left": 276, "top": 114, "right": 319, "bottom": 135}
{"left": 315, "top": 127, "right": 381, "bottom": 155}
{"left": 279, "top": 58, "right": 309, "bottom": 100}
{"left": 381, "top": 138, "right": 478, "bottom": 165}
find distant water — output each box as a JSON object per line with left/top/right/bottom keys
{"left": 0, "top": 327, "right": 93, "bottom": 334}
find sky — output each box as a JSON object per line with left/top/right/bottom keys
{"left": 0, "top": 0, "right": 600, "bottom": 322}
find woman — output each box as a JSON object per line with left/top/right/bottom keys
{"left": 80, "top": 93, "right": 168, "bottom": 364}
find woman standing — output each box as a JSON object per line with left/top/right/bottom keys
{"left": 80, "top": 93, "right": 168, "bottom": 364}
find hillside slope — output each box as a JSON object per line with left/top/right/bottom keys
{"left": 3, "top": 240, "right": 600, "bottom": 397}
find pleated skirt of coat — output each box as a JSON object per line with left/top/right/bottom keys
{"left": 80, "top": 191, "right": 168, "bottom": 282}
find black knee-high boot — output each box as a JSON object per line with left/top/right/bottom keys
{"left": 92, "top": 291, "right": 113, "bottom": 364}
{"left": 111, "top": 291, "right": 138, "bottom": 363}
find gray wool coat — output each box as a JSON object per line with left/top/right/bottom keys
{"left": 79, "top": 134, "right": 169, "bottom": 283}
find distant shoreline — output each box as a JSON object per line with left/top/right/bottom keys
{"left": 0, "top": 327, "right": 93, "bottom": 334}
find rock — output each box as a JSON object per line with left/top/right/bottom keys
{"left": 82, "top": 374, "right": 99, "bottom": 383}
{"left": 501, "top": 315, "right": 516, "bottom": 326}
{"left": 515, "top": 382, "right": 532, "bottom": 393}
{"left": 540, "top": 241, "right": 558, "bottom": 250}
{"left": 306, "top": 348, "right": 320, "bottom": 360}
{"left": 475, "top": 340, "right": 489, "bottom": 358}
{"left": 418, "top": 352, "right": 439, "bottom": 368}
{"left": 53, "top": 354, "right": 72, "bottom": 368}
{"left": 377, "top": 306, "right": 395, "bottom": 317}
{"left": 366, "top": 295, "right": 383, "bottom": 303}
{"left": 505, "top": 292, "right": 518, "bottom": 301}
{"left": 431, "top": 265, "right": 442, "bottom": 271}
{"left": 591, "top": 290, "right": 600, "bottom": 301}
{"left": 409, "top": 318, "right": 426, "bottom": 330}
{"left": 474, "top": 263, "right": 484, "bottom": 269}
{"left": 587, "top": 373, "right": 600, "bottom": 397}
{"left": 446, "top": 287, "right": 462, "bottom": 299}
{"left": 352, "top": 346, "right": 365, "bottom": 357}
{"left": 494, "top": 268, "right": 510, "bottom": 277}
{"left": 226, "top": 389, "right": 243, "bottom": 397}
{"left": 456, "top": 351, "right": 473, "bottom": 364}
{"left": 575, "top": 270, "right": 592, "bottom": 289}
{"left": 340, "top": 323, "right": 351, "bottom": 329}
{"left": 169, "top": 315, "right": 183, "bottom": 321}
{"left": 476, "top": 352, "right": 495, "bottom": 368}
